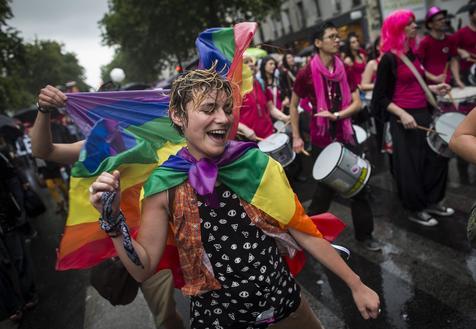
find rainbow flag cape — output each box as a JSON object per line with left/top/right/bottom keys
{"left": 57, "top": 22, "right": 257, "bottom": 271}
{"left": 144, "top": 143, "right": 317, "bottom": 232}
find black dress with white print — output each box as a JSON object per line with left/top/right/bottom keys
{"left": 190, "top": 184, "right": 301, "bottom": 329}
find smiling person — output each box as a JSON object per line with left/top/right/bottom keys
{"left": 289, "top": 21, "right": 381, "bottom": 252}
{"left": 372, "top": 9, "right": 453, "bottom": 226}
{"left": 89, "top": 67, "right": 380, "bottom": 328}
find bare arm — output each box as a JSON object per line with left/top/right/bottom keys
{"left": 110, "top": 192, "right": 169, "bottom": 282}
{"left": 339, "top": 89, "right": 362, "bottom": 118}
{"left": 449, "top": 107, "right": 476, "bottom": 164}
{"left": 237, "top": 122, "right": 258, "bottom": 141}
{"left": 268, "top": 101, "right": 290, "bottom": 122}
{"left": 289, "top": 91, "right": 304, "bottom": 153}
{"left": 289, "top": 228, "right": 380, "bottom": 319}
{"left": 424, "top": 70, "right": 445, "bottom": 84}
{"left": 387, "top": 102, "right": 417, "bottom": 129}
{"left": 360, "top": 60, "right": 376, "bottom": 92}
{"left": 32, "top": 85, "right": 83, "bottom": 164}
{"left": 90, "top": 171, "right": 169, "bottom": 282}
{"left": 450, "top": 57, "right": 465, "bottom": 88}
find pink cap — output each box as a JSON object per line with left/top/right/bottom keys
{"left": 425, "top": 6, "right": 447, "bottom": 25}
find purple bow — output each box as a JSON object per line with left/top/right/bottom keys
{"left": 177, "top": 141, "right": 256, "bottom": 207}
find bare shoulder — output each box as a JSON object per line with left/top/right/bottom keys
{"left": 143, "top": 190, "right": 169, "bottom": 211}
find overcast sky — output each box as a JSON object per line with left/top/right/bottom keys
{"left": 10, "top": 0, "right": 114, "bottom": 88}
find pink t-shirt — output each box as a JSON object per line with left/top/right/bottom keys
{"left": 416, "top": 34, "right": 457, "bottom": 83}
{"left": 453, "top": 26, "right": 476, "bottom": 72}
{"left": 239, "top": 80, "right": 274, "bottom": 139}
{"left": 392, "top": 56, "right": 428, "bottom": 109}
{"left": 348, "top": 59, "right": 366, "bottom": 85}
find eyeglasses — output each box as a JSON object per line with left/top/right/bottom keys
{"left": 324, "top": 34, "right": 340, "bottom": 41}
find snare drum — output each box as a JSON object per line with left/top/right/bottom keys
{"left": 313, "top": 142, "right": 371, "bottom": 198}
{"left": 258, "top": 133, "right": 296, "bottom": 167}
{"left": 439, "top": 86, "right": 476, "bottom": 114}
{"left": 353, "top": 125, "right": 369, "bottom": 144}
{"left": 426, "top": 112, "right": 466, "bottom": 158}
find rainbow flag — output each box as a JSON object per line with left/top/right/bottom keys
{"left": 196, "top": 22, "right": 256, "bottom": 138}
{"left": 56, "top": 90, "right": 185, "bottom": 271}
{"left": 57, "top": 23, "right": 257, "bottom": 271}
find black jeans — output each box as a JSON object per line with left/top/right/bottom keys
{"left": 309, "top": 145, "right": 374, "bottom": 241}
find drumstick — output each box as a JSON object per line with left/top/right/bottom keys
{"left": 301, "top": 149, "right": 310, "bottom": 156}
{"left": 447, "top": 90, "right": 459, "bottom": 110}
{"left": 397, "top": 120, "right": 447, "bottom": 136}
{"left": 237, "top": 132, "right": 264, "bottom": 141}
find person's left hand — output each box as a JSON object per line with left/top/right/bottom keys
{"left": 315, "top": 110, "right": 338, "bottom": 121}
{"left": 351, "top": 281, "right": 381, "bottom": 320}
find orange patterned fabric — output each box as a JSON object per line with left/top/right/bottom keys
{"left": 169, "top": 182, "right": 318, "bottom": 296}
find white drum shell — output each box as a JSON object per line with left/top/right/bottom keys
{"left": 313, "top": 142, "right": 371, "bottom": 198}
{"left": 258, "top": 133, "right": 296, "bottom": 167}
{"left": 426, "top": 112, "right": 466, "bottom": 158}
{"left": 353, "top": 125, "right": 368, "bottom": 144}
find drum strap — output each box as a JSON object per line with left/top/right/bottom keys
{"left": 399, "top": 54, "right": 440, "bottom": 111}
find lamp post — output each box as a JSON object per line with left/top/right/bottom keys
{"left": 99, "top": 68, "right": 126, "bottom": 91}
{"left": 110, "top": 68, "right": 126, "bottom": 84}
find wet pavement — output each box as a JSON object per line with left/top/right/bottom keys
{"left": 2, "top": 136, "right": 476, "bottom": 329}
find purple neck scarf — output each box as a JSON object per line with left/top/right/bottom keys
{"left": 176, "top": 141, "right": 256, "bottom": 207}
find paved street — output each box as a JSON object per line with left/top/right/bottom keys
{"left": 2, "top": 137, "right": 476, "bottom": 329}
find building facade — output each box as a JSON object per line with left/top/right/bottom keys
{"left": 253, "top": 0, "right": 470, "bottom": 54}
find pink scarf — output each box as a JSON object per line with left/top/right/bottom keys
{"left": 310, "top": 55, "right": 354, "bottom": 147}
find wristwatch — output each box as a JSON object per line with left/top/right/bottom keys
{"left": 334, "top": 112, "right": 341, "bottom": 120}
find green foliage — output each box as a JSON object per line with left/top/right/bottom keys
{"left": 0, "top": 0, "right": 89, "bottom": 113}
{"left": 99, "top": 0, "right": 282, "bottom": 82}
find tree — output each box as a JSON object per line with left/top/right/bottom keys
{"left": 0, "top": 0, "right": 30, "bottom": 112}
{"left": 21, "top": 40, "right": 89, "bottom": 94}
{"left": 100, "top": 0, "right": 282, "bottom": 82}
{"left": 0, "top": 0, "right": 89, "bottom": 113}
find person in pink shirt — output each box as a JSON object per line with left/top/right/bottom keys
{"left": 289, "top": 21, "right": 381, "bottom": 252}
{"left": 453, "top": 1, "right": 476, "bottom": 85}
{"left": 416, "top": 6, "right": 464, "bottom": 87}
{"left": 238, "top": 56, "right": 289, "bottom": 140}
{"left": 344, "top": 33, "right": 367, "bottom": 86}
{"left": 372, "top": 9, "right": 453, "bottom": 227}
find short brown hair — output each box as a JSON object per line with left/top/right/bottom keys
{"left": 169, "top": 66, "right": 234, "bottom": 135}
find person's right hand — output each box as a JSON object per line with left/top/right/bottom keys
{"left": 399, "top": 111, "right": 417, "bottom": 129}
{"left": 89, "top": 170, "right": 121, "bottom": 216}
{"left": 292, "top": 136, "right": 304, "bottom": 153}
{"left": 38, "top": 85, "right": 67, "bottom": 109}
